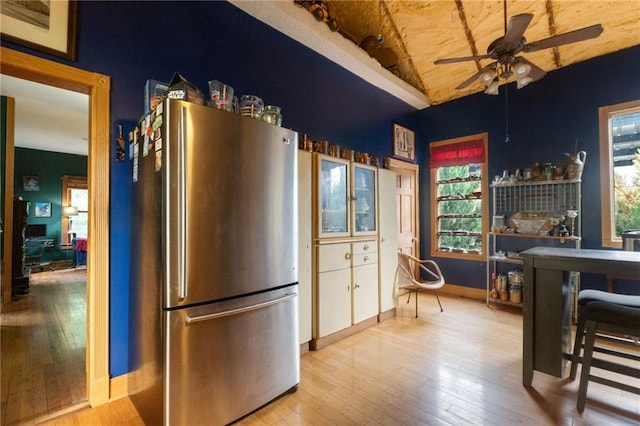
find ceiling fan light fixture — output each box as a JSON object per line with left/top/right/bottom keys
{"left": 516, "top": 75, "right": 533, "bottom": 89}
{"left": 484, "top": 78, "right": 500, "bottom": 95}
{"left": 480, "top": 69, "right": 496, "bottom": 86}
{"left": 514, "top": 62, "right": 531, "bottom": 76}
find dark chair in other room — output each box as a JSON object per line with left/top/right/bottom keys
{"left": 394, "top": 252, "right": 445, "bottom": 318}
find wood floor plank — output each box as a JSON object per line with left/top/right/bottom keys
{"left": 1, "top": 268, "right": 87, "bottom": 425}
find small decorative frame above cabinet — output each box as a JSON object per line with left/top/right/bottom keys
{"left": 486, "top": 179, "right": 582, "bottom": 308}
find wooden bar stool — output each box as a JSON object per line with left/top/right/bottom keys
{"left": 575, "top": 301, "right": 640, "bottom": 411}
{"left": 569, "top": 289, "right": 640, "bottom": 381}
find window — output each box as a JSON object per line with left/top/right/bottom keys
{"left": 430, "top": 133, "right": 489, "bottom": 260}
{"left": 599, "top": 100, "right": 640, "bottom": 248}
{"left": 61, "top": 175, "right": 88, "bottom": 247}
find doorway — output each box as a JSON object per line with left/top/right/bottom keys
{"left": 0, "top": 47, "right": 111, "bottom": 412}
{"left": 386, "top": 158, "right": 420, "bottom": 258}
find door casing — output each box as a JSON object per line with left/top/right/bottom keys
{"left": 1, "top": 47, "right": 112, "bottom": 407}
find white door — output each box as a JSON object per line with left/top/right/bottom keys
{"left": 352, "top": 262, "right": 378, "bottom": 324}
{"left": 316, "top": 243, "right": 352, "bottom": 337}
{"left": 378, "top": 169, "right": 398, "bottom": 313}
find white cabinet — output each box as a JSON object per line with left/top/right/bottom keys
{"left": 317, "top": 242, "right": 353, "bottom": 337}
{"left": 298, "top": 150, "right": 313, "bottom": 346}
{"left": 315, "top": 241, "right": 378, "bottom": 340}
{"left": 311, "top": 153, "right": 397, "bottom": 349}
{"left": 315, "top": 154, "right": 377, "bottom": 238}
{"left": 352, "top": 241, "right": 378, "bottom": 323}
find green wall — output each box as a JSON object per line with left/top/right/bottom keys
{"left": 13, "top": 147, "right": 87, "bottom": 261}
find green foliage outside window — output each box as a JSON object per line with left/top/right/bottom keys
{"left": 437, "top": 165, "right": 483, "bottom": 252}
{"left": 614, "top": 149, "right": 640, "bottom": 235}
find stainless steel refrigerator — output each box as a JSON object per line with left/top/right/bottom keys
{"left": 129, "top": 99, "right": 299, "bottom": 425}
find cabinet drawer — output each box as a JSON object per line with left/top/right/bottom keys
{"left": 352, "top": 241, "right": 377, "bottom": 255}
{"left": 317, "top": 243, "right": 351, "bottom": 272}
{"left": 352, "top": 252, "right": 377, "bottom": 267}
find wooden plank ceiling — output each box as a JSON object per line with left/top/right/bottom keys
{"left": 325, "top": 0, "right": 640, "bottom": 105}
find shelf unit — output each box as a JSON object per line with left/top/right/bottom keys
{"left": 486, "top": 179, "right": 582, "bottom": 308}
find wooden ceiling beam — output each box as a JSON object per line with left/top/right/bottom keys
{"left": 545, "top": 0, "right": 562, "bottom": 67}
{"left": 455, "top": 0, "right": 483, "bottom": 73}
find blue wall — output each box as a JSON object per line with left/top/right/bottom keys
{"left": 3, "top": 1, "right": 638, "bottom": 376}
{"left": 417, "top": 45, "right": 640, "bottom": 291}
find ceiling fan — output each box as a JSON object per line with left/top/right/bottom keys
{"left": 434, "top": 4, "right": 603, "bottom": 94}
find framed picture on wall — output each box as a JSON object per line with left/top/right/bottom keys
{"left": 35, "top": 202, "right": 52, "bottom": 218}
{"left": 0, "top": 0, "right": 77, "bottom": 61}
{"left": 393, "top": 123, "right": 415, "bottom": 162}
{"left": 23, "top": 176, "right": 40, "bottom": 191}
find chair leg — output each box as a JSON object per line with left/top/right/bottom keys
{"left": 577, "top": 320, "right": 597, "bottom": 411}
{"left": 406, "top": 291, "right": 411, "bottom": 304}
{"left": 570, "top": 310, "right": 587, "bottom": 381}
{"left": 415, "top": 291, "right": 419, "bottom": 318}
{"left": 434, "top": 290, "right": 443, "bottom": 312}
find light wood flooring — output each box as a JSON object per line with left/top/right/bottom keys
{"left": 33, "top": 292, "right": 640, "bottom": 426}
{"left": 1, "top": 268, "right": 87, "bottom": 426}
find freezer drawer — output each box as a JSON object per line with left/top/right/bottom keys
{"left": 164, "top": 286, "right": 299, "bottom": 425}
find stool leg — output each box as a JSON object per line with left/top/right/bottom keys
{"left": 577, "top": 320, "right": 597, "bottom": 411}
{"left": 570, "top": 309, "right": 587, "bottom": 381}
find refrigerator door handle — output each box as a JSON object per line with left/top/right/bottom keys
{"left": 178, "top": 106, "right": 188, "bottom": 300}
{"left": 185, "top": 292, "right": 297, "bottom": 324}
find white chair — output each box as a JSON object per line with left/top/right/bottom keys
{"left": 394, "top": 252, "right": 444, "bottom": 318}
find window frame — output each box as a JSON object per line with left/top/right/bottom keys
{"left": 61, "top": 174, "right": 88, "bottom": 248}
{"left": 430, "top": 133, "right": 489, "bottom": 261}
{"left": 599, "top": 100, "right": 640, "bottom": 249}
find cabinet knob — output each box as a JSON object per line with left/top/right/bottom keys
{"left": 363, "top": 256, "right": 369, "bottom": 262}
{"left": 345, "top": 253, "right": 352, "bottom": 260}
{"left": 363, "top": 244, "right": 369, "bottom": 250}
{"left": 381, "top": 237, "right": 386, "bottom": 242}
{"left": 354, "top": 283, "right": 360, "bottom": 289}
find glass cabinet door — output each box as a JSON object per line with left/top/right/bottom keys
{"left": 318, "top": 155, "right": 350, "bottom": 238}
{"left": 353, "top": 164, "right": 377, "bottom": 235}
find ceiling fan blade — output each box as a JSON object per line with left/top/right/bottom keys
{"left": 517, "top": 57, "right": 546, "bottom": 82}
{"left": 503, "top": 14, "right": 534, "bottom": 47}
{"left": 524, "top": 24, "right": 603, "bottom": 52}
{"left": 456, "top": 63, "right": 497, "bottom": 90}
{"left": 435, "top": 54, "right": 491, "bottom": 65}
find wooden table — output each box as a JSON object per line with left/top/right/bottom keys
{"left": 520, "top": 247, "right": 640, "bottom": 386}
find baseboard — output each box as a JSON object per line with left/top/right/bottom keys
{"left": 378, "top": 307, "right": 396, "bottom": 322}
{"left": 439, "top": 283, "right": 486, "bottom": 302}
{"left": 310, "top": 316, "right": 378, "bottom": 351}
{"left": 110, "top": 372, "right": 132, "bottom": 401}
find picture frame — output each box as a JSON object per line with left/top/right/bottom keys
{"left": 0, "top": 0, "right": 77, "bottom": 61}
{"left": 34, "top": 202, "right": 52, "bottom": 218}
{"left": 23, "top": 175, "right": 40, "bottom": 191}
{"left": 393, "top": 123, "right": 415, "bottom": 162}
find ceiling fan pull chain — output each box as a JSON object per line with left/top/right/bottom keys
{"left": 505, "top": 85, "right": 510, "bottom": 143}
